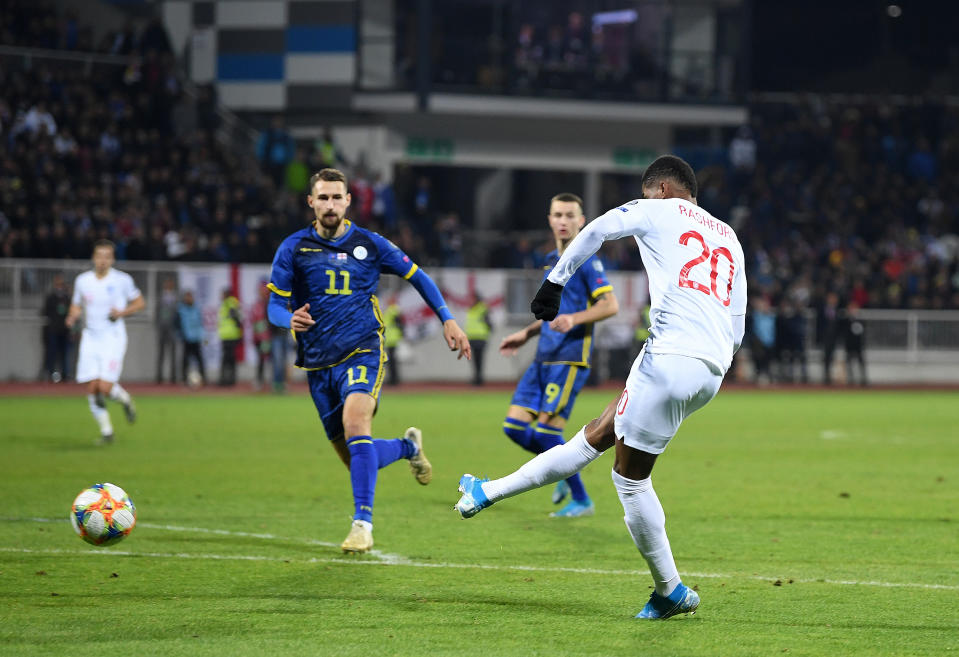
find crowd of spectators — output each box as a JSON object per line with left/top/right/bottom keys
{"left": 3, "top": 2, "right": 958, "bottom": 323}
{"left": 394, "top": 1, "right": 726, "bottom": 103}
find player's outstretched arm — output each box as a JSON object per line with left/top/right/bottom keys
{"left": 547, "top": 207, "right": 639, "bottom": 287}
{"left": 442, "top": 319, "right": 471, "bottom": 361}
{"left": 405, "top": 268, "right": 470, "bottom": 360}
{"left": 549, "top": 291, "right": 619, "bottom": 333}
{"left": 499, "top": 320, "right": 541, "bottom": 356}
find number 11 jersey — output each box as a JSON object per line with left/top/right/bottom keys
{"left": 548, "top": 197, "right": 747, "bottom": 373}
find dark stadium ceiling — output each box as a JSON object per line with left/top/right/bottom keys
{"left": 751, "top": 0, "right": 958, "bottom": 93}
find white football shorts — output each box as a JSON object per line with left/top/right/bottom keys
{"left": 613, "top": 347, "right": 725, "bottom": 454}
{"left": 76, "top": 331, "right": 128, "bottom": 383}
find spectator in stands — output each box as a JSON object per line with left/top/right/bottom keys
{"left": 382, "top": 297, "right": 404, "bottom": 386}
{"left": 749, "top": 296, "right": 777, "bottom": 384}
{"left": 776, "top": 298, "right": 808, "bottom": 384}
{"left": 41, "top": 273, "right": 72, "bottom": 382}
{"left": 177, "top": 290, "right": 206, "bottom": 386}
{"left": 217, "top": 288, "right": 242, "bottom": 386}
{"left": 843, "top": 302, "right": 867, "bottom": 386}
{"left": 312, "top": 127, "right": 348, "bottom": 169}
{"left": 256, "top": 116, "right": 296, "bottom": 187}
{"left": 250, "top": 284, "right": 272, "bottom": 391}
{"left": 465, "top": 291, "right": 492, "bottom": 386}
{"left": 285, "top": 146, "right": 310, "bottom": 194}
{"left": 372, "top": 171, "right": 398, "bottom": 231}
{"left": 817, "top": 292, "right": 842, "bottom": 385}
{"left": 155, "top": 277, "right": 179, "bottom": 384}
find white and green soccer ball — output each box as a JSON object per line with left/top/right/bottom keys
{"left": 70, "top": 483, "right": 137, "bottom": 547}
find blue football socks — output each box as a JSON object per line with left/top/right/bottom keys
{"left": 502, "top": 417, "right": 534, "bottom": 450}
{"left": 346, "top": 436, "right": 378, "bottom": 523}
{"left": 532, "top": 423, "right": 589, "bottom": 502}
{"left": 373, "top": 437, "right": 416, "bottom": 469}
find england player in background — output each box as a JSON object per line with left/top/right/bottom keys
{"left": 267, "top": 168, "right": 471, "bottom": 553}
{"left": 66, "top": 240, "right": 144, "bottom": 445}
{"left": 498, "top": 193, "right": 618, "bottom": 517}
{"left": 456, "top": 156, "right": 746, "bottom": 619}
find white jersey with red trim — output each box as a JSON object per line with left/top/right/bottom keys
{"left": 547, "top": 197, "right": 746, "bottom": 372}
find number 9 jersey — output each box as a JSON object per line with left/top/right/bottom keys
{"left": 547, "top": 198, "right": 746, "bottom": 373}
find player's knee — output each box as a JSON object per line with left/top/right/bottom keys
{"left": 584, "top": 413, "right": 617, "bottom": 451}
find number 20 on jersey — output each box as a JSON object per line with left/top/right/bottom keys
{"left": 678, "top": 230, "right": 735, "bottom": 307}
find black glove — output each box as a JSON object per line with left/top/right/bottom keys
{"left": 530, "top": 280, "right": 564, "bottom": 321}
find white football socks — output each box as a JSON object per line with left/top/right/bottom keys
{"left": 611, "top": 469, "right": 680, "bottom": 597}
{"left": 87, "top": 394, "right": 113, "bottom": 437}
{"left": 109, "top": 383, "right": 131, "bottom": 404}
{"left": 482, "top": 428, "right": 602, "bottom": 502}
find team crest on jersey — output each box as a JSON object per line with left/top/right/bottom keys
{"left": 353, "top": 246, "right": 368, "bottom": 260}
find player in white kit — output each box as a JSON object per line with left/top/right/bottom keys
{"left": 66, "top": 240, "right": 145, "bottom": 444}
{"left": 455, "top": 156, "right": 747, "bottom": 619}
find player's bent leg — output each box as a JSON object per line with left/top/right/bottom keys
{"left": 533, "top": 418, "right": 593, "bottom": 517}
{"left": 502, "top": 416, "right": 534, "bottom": 451}
{"left": 404, "top": 427, "right": 431, "bottom": 484}
{"left": 330, "top": 435, "right": 351, "bottom": 468}
{"left": 87, "top": 386, "right": 114, "bottom": 445}
{"left": 583, "top": 393, "right": 623, "bottom": 453}
{"left": 108, "top": 382, "right": 136, "bottom": 423}
{"left": 464, "top": 426, "right": 603, "bottom": 509}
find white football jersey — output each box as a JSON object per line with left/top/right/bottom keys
{"left": 548, "top": 197, "right": 746, "bottom": 372}
{"left": 71, "top": 269, "right": 141, "bottom": 338}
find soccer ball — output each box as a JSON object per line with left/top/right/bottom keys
{"left": 70, "top": 483, "right": 137, "bottom": 546}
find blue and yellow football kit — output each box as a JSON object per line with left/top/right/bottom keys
{"left": 267, "top": 219, "right": 455, "bottom": 526}
{"left": 267, "top": 220, "right": 452, "bottom": 439}
{"left": 510, "top": 251, "right": 612, "bottom": 421}
{"left": 502, "top": 249, "right": 612, "bottom": 512}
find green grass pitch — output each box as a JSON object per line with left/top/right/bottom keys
{"left": 1, "top": 388, "right": 957, "bottom": 656}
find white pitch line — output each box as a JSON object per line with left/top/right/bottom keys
{"left": 5, "top": 518, "right": 958, "bottom": 592}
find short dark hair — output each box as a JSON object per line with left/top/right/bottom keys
{"left": 93, "top": 239, "right": 116, "bottom": 253}
{"left": 550, "top": 192, "right": 584, "bottom": 211}
{"left": 641, "top": 155, "right": 698, "bottom": 198}
{"left": 309, "top": 168, "right": 348, "bottom": 193}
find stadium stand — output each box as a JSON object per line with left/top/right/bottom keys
{"left": 2, "top": 0, "right": 957, "bottom": 320}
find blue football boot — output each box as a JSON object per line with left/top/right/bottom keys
{"left": 454, "top": 474, "right": 491, "bottom": 518}
{"left": 551, "top": 480, "right": 570, "bottom": 505}
{"left": 635, "top": 583, "right": 700, "bottom": 619}
{"left": 549, "top": 498, "right": 595, "bottom": 517}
